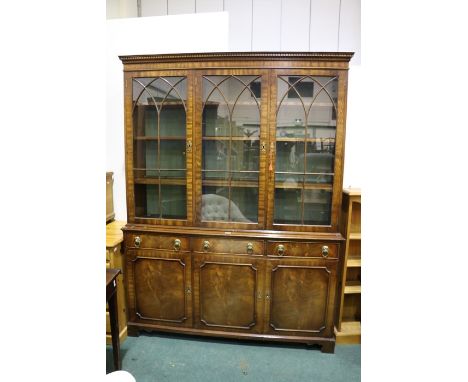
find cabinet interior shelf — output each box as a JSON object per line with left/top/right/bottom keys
{"left": 344, "top": 282, "right": 361, "bottom": 294}
{"left": 134, "top": 136, "right": 186, "bottom": 141}
{"left": 202, "top": 179, "right": 258, "bottom": 188}
{"left": 276, "top": 137, "right": 335, "bottom": 143}
{"left": 134, "top": 178, "right": 186, "bottom": 186}
{"left": 203, "top": 136, "right": 260, "bottom": 141}
{"left": 275, "top": 182, "right": 333, "bottom": 190}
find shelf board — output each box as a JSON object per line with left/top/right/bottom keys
{"left": 275, "top": 182, "right": 333, "bottom": 191}
{"left": 349, "top": 233, "right": 361, "bottom": 240}
{"left": 275, "top": 137, "right": 335, "bottom": 143}
{"left": 344, "top": 282, "right": 361, "bottom": 294}
{"left": 347, "top": 258, "right": 361, "bottom": 267}
{"left": 335, "top": 321, "right": 361, "bottom": 344}
{"left": 134, "top": 177, "right": 186, "bottom": 186}
{"left": 203, "top": 136, "right": 260, "bottom": 141}
{"left": 134, "top": 136, "right": 186, "bottom": 140}
{"left": 202, "top": 179, "right": 258, "bottom": 188}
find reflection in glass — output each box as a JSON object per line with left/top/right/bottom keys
{"left": 274, "top": 188, "right": 302, "bottom": 225}
{"left": 201, "top": 75, "right": 261, "bottom": 223}
{"left": 274, "top": 76, "right": 338, "bottom": 225}
{"left": 303, "top": 189, "right": 332, "bottom": 225}
{"left": 201, "top": 186, "right": 257, "bottom": 223}
{"left": 132, "top": 76, "right": 187, "bottom": 219}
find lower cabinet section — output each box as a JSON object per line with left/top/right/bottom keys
{"left": 124, "top": 232, "right": 341, "bottom": 353}
{"left": 193, "top": 254, "right": 265, "bottom": 334}
{"left": 265, "top": 259, "right": 337, "bottom": 338}
{"left": 126, "top": 249, "right": 192, "bottom": 328}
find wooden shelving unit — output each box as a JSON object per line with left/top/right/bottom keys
{"left": 335, "top": 188, "right": 361, "bottom": 344}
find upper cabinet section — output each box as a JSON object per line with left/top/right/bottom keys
{"left": 121, "top": 52, "right": 353, "bottom": 232}
{"left": 127, "top": 71, "right": 193, "bottom": 226}
{"left": 199, "top": 72, "right": 267, "bottom": 229}
{"left": 273, "top": 75, "right": 338, "bottom": 226}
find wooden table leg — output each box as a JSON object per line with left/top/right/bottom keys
{"left": 108, "top": 290, "right": 121, "bottom": 370}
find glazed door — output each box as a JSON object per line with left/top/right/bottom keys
{"left": 126, "top": 71, "right": 193, "bottom": 225}
{"left": 267, "top": 69, "right": 348, "bottom": 232}
{"left": 193, "top": 254, "right": 265, "bottom": 333}
{"left": 126, "top": 249, "right": 192, "bottom": 328}
{"left": 264, "top": 258, "right": 338, "bottom": 337}
{"left": 194, "top": 70, "right": 269, "bottom": 229}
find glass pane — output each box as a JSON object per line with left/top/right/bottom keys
{"left": 276, "top": 77, "right": 306, "bottom": 139}
{"left": 230, "top": 187, "right": 258, "bottom": 222}
{"left": 276, "top": 141, "right": 305, "bottom": 173}
{"left": 201, "top": 186, "right": 257, "bottom": 223}
{"left": 303, "top": 189, "right": 332, "bottom": 225}
{"left": 306, "top": 77, "right": 337, "bottom": 128}
{"left": 159, "top": 140, "right": 186, "bottom": 169}
{"left": 160, "top": 107, "right": 186, "bottom": 137}
{"left": 202, "top": 75, "right": 261, "bottom": 224}
{"left": 132, "top": 76, "right": 187, "bottom": 221}
{"left": 202, "top": 140, "right": 229, "bottom": 171}
{"left": 274, "top": 188, "right": 302, "bottom": 224}
{"left": 230, "top": 140, "right": 259, "bottom": 172}
{"left": 203, "top": 76, "right": 261, "bottom": 137}
{"left": 133, "top": 141, "right": 158, "bottom": 178}
{"left": 134, "top": 184, "right": 159, "bottom": 218}
{"left": 161, "top": 185, "right": 186, "bottom": 219}
{"left": 274, "top": 75, "right": 338, "bottom": 226}
{"left": 201, "top": 186, "right": 229, "bottom": 222}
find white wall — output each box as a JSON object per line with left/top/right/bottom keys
{"left": 107, "top": 0, "right": 360, "bottom": 61}
{"left": 107, "top": 13, "right": 229, "bottom": 220}
{"left": 106, "top": 1, "right": 361, "bottom": 220}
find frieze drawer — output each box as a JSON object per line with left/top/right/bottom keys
{"left": 192, "top": 237, "right": 264, "bottom": 256}
{"left": 125, "top": 233, "right": 189, "bottom": 251}
{"left": 267, "top": 241, "right": 339, "bottom": 259}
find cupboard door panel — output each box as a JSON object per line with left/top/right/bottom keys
{"left": 126, "top": 249, "right": 192, "bottom": 327}
{"left": 128, "top": 71, "right": 194, "bottom": 226}
{"left": 265, "top": 258, "right": 337, "bottom": 337}
{"left": 193, "top": 254, "right": 264, "bottom": 333}
{"left": 195, "top": 70, "right": 269, "bottom": 230}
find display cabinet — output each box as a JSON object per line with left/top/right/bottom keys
{"left": 119, "top": 52, "right": 353, "bottom": 353}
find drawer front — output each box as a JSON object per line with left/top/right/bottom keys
{"left": 125, "top": 233, "right": 189, "bottom": 251}
{"left": 267, "top": 241, "right": 338, "bottom": 259}
{"left": 192, "top": 237, "right": 264, "bottom": 256}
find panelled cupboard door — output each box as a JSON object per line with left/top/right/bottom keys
{"left": 125, "top": 70, "right": 194, "bottom": 226}
{"left": 192, "top": 254, "right": 265, "bottom": 333}
{"left": 264, "top": 258, "right": 338, "bottom": 337}
{"left": 194, "top": 69, "right": 269, "bottom": 230}
{"left": 125, "top": 249, "right": 192, "bottom": 328}
{"left": 266, "top": 69, "right": 348, "bottom": 232}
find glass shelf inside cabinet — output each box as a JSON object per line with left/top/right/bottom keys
{"left": 201, "top": 75, "right": 262, "bottom": 223}
{"left": 132, "top": 76, "right": 188, "bottom": 220}
{"left": 274, "top": 75, "right": 338, "bottom": 226}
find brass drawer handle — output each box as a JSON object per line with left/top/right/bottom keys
{"left": 322, "top": 245, "right": 329, "bottom": 258}
{"left": 174, "top": 239, "right": 181, "bottom": 251}
{"left": 277, "top": 244, "right": 285, "bottom": 256}
{"left": 246, "top": 242, "right": 254, "bottom": 254}
{"left": 134, "top": 236, "right": 141, "bottom": 248}
{"left": 203, "top": 240, "right": 211, "bottom": 252}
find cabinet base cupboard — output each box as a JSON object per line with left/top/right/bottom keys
{"left": 119, "top": 52, "right": 353, "bottom": 353}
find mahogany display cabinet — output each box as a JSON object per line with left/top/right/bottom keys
{"left": 119, "top": 52, "right": 353, "bottom": 353}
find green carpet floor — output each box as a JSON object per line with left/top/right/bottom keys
{"left": 106, "top": 333, "right": 360, "bottom": 381}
